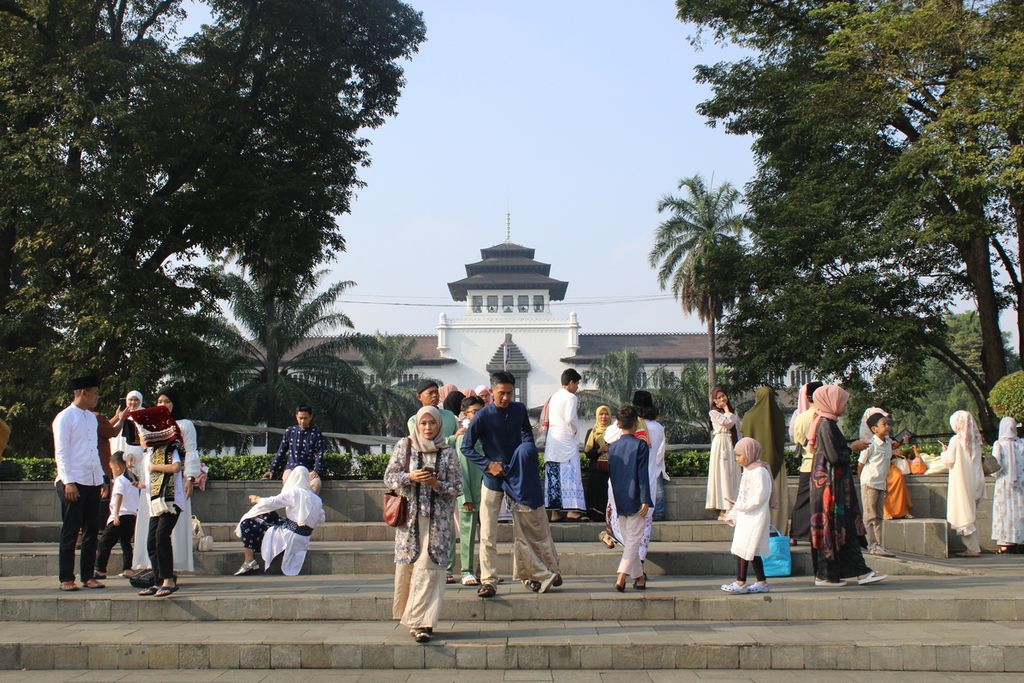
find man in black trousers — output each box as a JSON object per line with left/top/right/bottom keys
{"left": 52, "top": 375, "right": 107, "bottom": 591}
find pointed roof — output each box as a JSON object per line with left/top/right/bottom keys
{"left": 448, "top": 241, "right": 569, "bottom": 301}
{"left": 486, "top": 334, "right": 530, "bottom": 371}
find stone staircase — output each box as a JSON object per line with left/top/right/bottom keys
{"left": 0, "top": 478, "right": 1020, "bottom": 673}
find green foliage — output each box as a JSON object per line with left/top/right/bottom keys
{"left": 0, "top": 458, "right": 56, "bottom": 481}
{"left": 582, "top": 350, "right": 647, "bottom": 409}
{"left": 677, "top": 0, "right": 1021, "bottom": 431}
{"left": 0, "top": 0, "right": 426, "bottom": 455}
{"left": 649, "top": 175, "right": 744, "bottom": 390}
{"left": 204, "top": 455, "right": 275, "bottom": 481}
{"left": 989, "top": 372, "right": 1024, "bottom": 422}
{"left": 199, "top": 269, "right": 375, "bottom": 433}
{"left": 355, "top": 453, "right": 391, "bottom": 481}
{"left": 360, "top": 333, "right": 423, "bottom": 436}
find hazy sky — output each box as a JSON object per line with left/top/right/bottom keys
{"left": 326, "top": 0, "right": 756, "bottom": 336}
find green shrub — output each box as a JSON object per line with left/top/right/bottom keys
{"left": 665, "top": 450, "right": 710, "bottom": 477}
{"left": 989, "top": 371, "right": 1024, "bottom": 421}
{"left": 0, "top": 458, "right": 56, "bottom": 481}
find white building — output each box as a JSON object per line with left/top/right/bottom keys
{"left": 343, "top": 237, "right": 719, "bottom": 409}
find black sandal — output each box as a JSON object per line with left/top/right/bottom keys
{"left": 413, "top": 628, "right": 431, "bottom": 643}
{"left": 477, "top": 583, "right": 497, "bottom": 598}
{"left": 138, "top": 586, "right": 158, "bottom": 596}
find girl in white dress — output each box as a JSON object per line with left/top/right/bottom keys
{"left": 941, "top": 411, "right": 985, "bottom": 557}
{"left": 706, "top": 387, "right": 741, "bottom": 520}
{"left": 991, "top": 416, "right": 1024, "bottom": 553}
{"left": 722, "top": 437, "right": 774, "bottom": 594}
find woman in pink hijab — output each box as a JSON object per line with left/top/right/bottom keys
{"left": 808, "top": 385, "right": 886, "bottom": 587}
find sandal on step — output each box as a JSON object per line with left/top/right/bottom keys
{"left": 477, "top": 583, "right": 497, "bottom": 598}
{"left": 599, "top": 532, "right": 615, "bottom": 549}
{"left": 138, "top": 586, "right": 159, "bottom": 596}
{"left": 413, "top": 628, "right": 431, "bottom": 643}
{"left": 446, "top": 575, "right": 457, "bottom": 584}
{"left": 633, "top": 573, "right": 647, "bottom": 590}
{"left": 154, "top": 585, "right": 178, "bottom": 597}
{"left": 58, "top": 582, "right": 79, "bottom": 592}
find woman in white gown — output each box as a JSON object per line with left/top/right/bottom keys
{"left": 132, "top": 387, "right": 200, "bottom": 573}
{"left": 941, "top": 411, "right": 985, "bottom": 557}
{"left": 706, "top": 387, "right": 741, "bottom": 520}
{"left": 991, "top": 416, "right": 1024, "bottom": 553}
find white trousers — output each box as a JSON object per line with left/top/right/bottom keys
{"left": 616, "top": 512, "right": 647, "bottom": 579}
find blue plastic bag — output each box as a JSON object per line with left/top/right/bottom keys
{"left": 763, "top": 524, "right": 791, "bottom": 577}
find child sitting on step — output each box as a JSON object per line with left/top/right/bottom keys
{"left": 721, "top": 437, "right": 774, "bottom": 594}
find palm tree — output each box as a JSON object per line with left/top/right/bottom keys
{"left": 207, "top": 269, "right": 373, "bottom": 432}
{"left": 581, "top": 350, "right": 647, "bottom": 410}
{"left": 361, "top": 333, "right": 423, "bottom": 436}
{"left": 649, "top": 175, "right": 744, "bottom": 397}
{"left": 649, "top": 364, "right": 713, "bottom": 443}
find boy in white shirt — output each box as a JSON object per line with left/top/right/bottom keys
{"left": 95, "top": 451, "right": 141, "bottom": 579}
{"left": 859, "top": 413, "right": 895, "bottom": 557}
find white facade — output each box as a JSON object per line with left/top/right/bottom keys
{"left": 432, "top": 308, "right": 580, "bottom": 407}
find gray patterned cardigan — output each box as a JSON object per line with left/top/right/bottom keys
{"left": 384, "top": 438, "right": 462, "bottom": 565}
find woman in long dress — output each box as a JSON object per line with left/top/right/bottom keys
{"left": 741, "top": 387, "right": 789, "bottom": 533}
{"left": 234, "top": 466, "right": 326, "bottom": 576}
{"left": 991, "top": 416, "right": 1024, "bottom": 553}
{"left": 132, "top": 387, "right": 200, "bottom": 573}
{"left": 941, "top": 411, "right": 986, "bottom": 557}
{"left": 706, "top": 387, "right": 741, "bottom": 521}
{"left": 584, "top": 406, "right": 612, "bottom": 527}
{"left": 385, "top": 406, "right": 462, "bottom": 643}
{"left": 809, "top": 385, "right": 885, "bottom": 586}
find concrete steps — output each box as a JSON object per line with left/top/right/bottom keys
{"left": 0, "top": 520, "right": 735, "bottom": 544}
{"left": 1, "top": 575, "right": 1020, "bottom": 623}
{"left": 1, "top": 618, "right": 1022, "bottom": 671}
{"left": 0, "top": 540, "right": 973, "bottom": 578}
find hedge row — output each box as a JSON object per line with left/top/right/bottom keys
{"left": 1, "top": 449, "right": 839, "bottom": 482}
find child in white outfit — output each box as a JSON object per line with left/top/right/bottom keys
{"left": 722, "top": 437, "right": 774, "bottom": 594}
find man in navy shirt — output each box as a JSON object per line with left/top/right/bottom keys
{"left": 263, "top": 405, "right": 326, "bottom": 493}
{"left": 463, "top": 372, "right": 561, "bottom": 597}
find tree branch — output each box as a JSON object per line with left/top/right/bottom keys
{"left": 991, "top": 236, "right": 1022, "bottom": 299}
{"left": 0, "top": 0, "right": 48, "bottom": 35}
{"left": 133, "top": 0, "right": 175, "bottom": 42}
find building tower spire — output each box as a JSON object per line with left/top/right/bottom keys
{"left": 504, "top": 212, "right": 511, "bottom": 243}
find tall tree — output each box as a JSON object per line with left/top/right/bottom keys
{"left": 204, "top": 270, "right": 373, "bottom": 433}
{"left": 360, "top": 333, "right": 422, "bottom": 437}
{"left": 676, "top": 0, "right": 1021, "bottom": 431}
{"left": 0, "top": 0, "right": 425, "bottom": 452}
{"left": 649, "top": 175, "right": 743, "bottom": 396}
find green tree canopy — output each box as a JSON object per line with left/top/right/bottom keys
{"left": 676, "top": 0, "right": 1023, "bottom": 431}
{"left": 0, "top": 0, "right": 425, "bottom": 453}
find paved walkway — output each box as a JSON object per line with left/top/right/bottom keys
{"left": 0, "top": 670, "right": 1020, "bottom": 682}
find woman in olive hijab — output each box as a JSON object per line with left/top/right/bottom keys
{"left": 741, "top": 387, "right": 790, "bottom": 532}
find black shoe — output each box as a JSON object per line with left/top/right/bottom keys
{"left": 526, "top": 580, "right": 541, "bottom": 592}
{"left": 552, "top": 574, "right": 563, "bottom": 587}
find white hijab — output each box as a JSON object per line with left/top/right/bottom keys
{"left": 946, "top": 410, "right": 984, "bottom": 534}
{"left": 995, "top": 416, "right": 1018, "bottom": 483}
{"left": 859, "top": 407, "right": 888, "bottom": 443}
{"left": 235, "top": 466, "right": 323, "bottom": 534}
{"left": 126, "top": 390, "right": 143, "bottom": 404}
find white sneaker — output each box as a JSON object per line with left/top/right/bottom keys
{"left": 814, "top": 578, "right": 847, "bottom": 587}
{"left": 869, "top": 545, "right": 895, "bottom": 558}
{"left": 720, "top": 581, "right": 749, "bottom": 594}
{"left": 857, "top": 571, "right": 887, "bottom": 585}
{"left": 539, "top": 573, "right": 558, "bottom": 593}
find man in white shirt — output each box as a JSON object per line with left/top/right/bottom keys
{"left": 543, "top": 369, "right": 587, "bottom": 521}
{"left": 53, "top": 375, "right": 107, "bottom": 591}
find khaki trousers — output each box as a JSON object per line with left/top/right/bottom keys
{"left": 392, "top": 514, "right": 445, "bottom": 629}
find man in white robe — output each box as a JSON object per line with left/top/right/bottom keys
{"left": 543, "top": 369, "right": 587, "bottom": 520}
